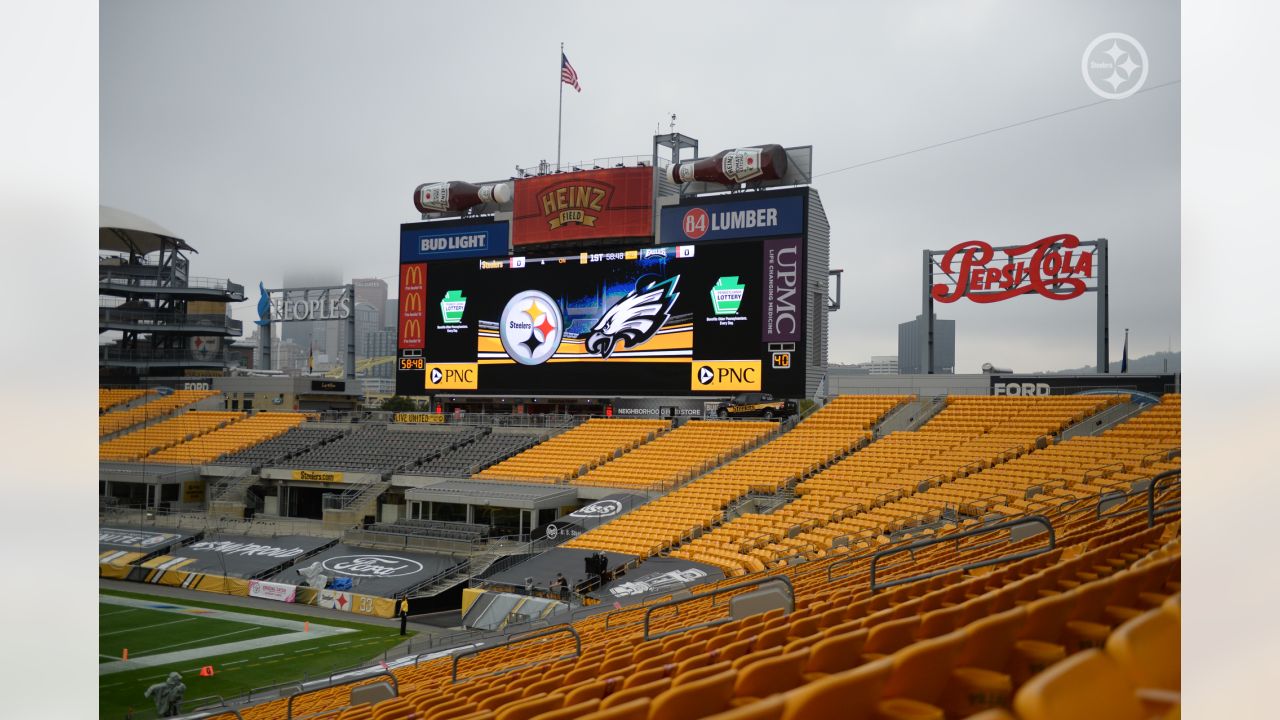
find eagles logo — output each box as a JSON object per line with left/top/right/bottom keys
{"left": 585, "top": 276, "right": 680, "bottom": 359}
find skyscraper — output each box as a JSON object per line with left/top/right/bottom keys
{"left": 353, "top": 277, "right": 389, "bottom": 329}
{"left": 898, "top": 314, "right": 956, "bottom": 374}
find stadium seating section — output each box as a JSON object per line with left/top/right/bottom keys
{"left": 571, "top": 421, "right": 776, "bottom": 491}
{"left": 475, "top": 419, "right": 671, "bottom": 484}
{"left": 146, "top": 412, "right": 310, "bottom": 464}
{"left": 105, "top": 394, "right": 1180, "bottom": 720}
{"left": 563, "top": 396, "right": 910, "bottom": 559}
{"left": 216, "top": 425, "right": 349, "bottom": 467}
{"left": 98, "top": 410, "right": 244, "bottom": 462}
{"left": 98, "top": 387, "right": 155, "bottom": 413}
{"left": 282, "top": 425, "right": 486, "bottom": 474}
{"left": 402, "top": 431, "right": 546, "bottom": 477}
{"left": 98, "top": 388, "right": 221, "bottom": 436}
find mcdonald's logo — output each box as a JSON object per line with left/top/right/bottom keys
{"left": 402, "top": 318, "right": 423, "bottom": 344}
{"left": 402, "top": 264, "right": 425, "bottom": 286}
{"left": 403, "top": 292, "right": 423, "bottom": 313}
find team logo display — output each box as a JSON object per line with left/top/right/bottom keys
{"left": 321, "top": 555, "right": 424, "bottom": 578}
{"left": 568, "top": 500, "right": 625, "bottom": 519}
{"left": 499, "top": 290, "right": 564, "bottom": 366}
{"left": 608, "top": 568, "right": 708, "bottom": 597}
{"left": 585, "top": 276, "right": 680, "bottom": 359}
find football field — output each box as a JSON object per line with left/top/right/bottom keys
{"left": 99, "top": 589, "right": 412, "bottom": 719}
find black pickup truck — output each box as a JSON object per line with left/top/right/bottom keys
{"left": 715, "top": 392, "right": 797, "bottom": 420}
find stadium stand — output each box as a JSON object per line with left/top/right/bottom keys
{"left": 571, "top": 420, "right": 776, "bottom": 491}
{"left": 215, "top": 424, "right": 349, "bottom": 468}
{"left": 402, "top": 430, "right": 546, "bottom": 477}
{"left": 474, "top": 419, "right": 671, "bottom": 484}
{"left": 562, "top": 396, "right": 910, "bottom": 560}
{"left": 280, "top": 424, "right": 485, "bottom": 474}
{"left": 98, "top": 387, "right": 154, "bottom": 413}
{"left": 229, "top": 469, "right": 1180, "bottom": 720}
{"left": 98, "top": 388, "right": 220, "bottom": 436}
{"left": 667, "top": 395, "right": 1125, "bottom": 574}
{"left": 366, "top": 519, "right": 491, "bottom": 542}
{"left": 98, "top": 410, "right": 243, "bottom": 462}
{"left": 145, "top": 412, "right": 310, "bottom": 464}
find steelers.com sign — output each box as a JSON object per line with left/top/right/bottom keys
{"left": 396, "top": 238, "right": 805, "bottom": 398}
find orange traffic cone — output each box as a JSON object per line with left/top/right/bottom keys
{"left": 122, "top": 648, "right": 128, "bottom": 660}
{"left": 304, "top": 621, "right": 309, "bottom": 632}
{"left": 199, "top": 665, "right": 215, "bottom": 677}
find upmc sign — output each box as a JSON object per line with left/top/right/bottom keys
{"left": 400, "top": 220, "right": 508, "bottom": 261}
{"left": 931, "top": 235, "right": 1096, "bottom": 303}
{"left": 660, "top": 194, "right": 804, "bottom": 244}
{"left": 763, "top": 237, "right": 803, "bottom": 342}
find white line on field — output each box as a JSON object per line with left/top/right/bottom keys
{"left": 131, "top": 627, "right": 263, "bottom": 657}
{"left": 260, "top": 653, "right": 283, "bottom": 659}
{"left": 100, "top": 608, "right": 140, "bottom": 619}
{"left": 100, "top": 617, "right": 198, "bottom": 637}
{"left": 223, "top": 659, "right": 248, "bottom": 666}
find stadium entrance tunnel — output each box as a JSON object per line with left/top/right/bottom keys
{"left": 283, "top": 485, "right": 326, "bottom": 519}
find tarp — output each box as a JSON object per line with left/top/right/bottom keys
{"left": 589, "top": 556, "right": 726, "bottom": 603}
{"left": 531, "top": 493, "right": 649, "bottom": 542}
{"left": 484, "top": 547, "right": 638, "bottom": 594}
{"left": 268, "top": 544, "right": 460, "bottom": 599}
{"left": 99, "top": 527, "right": 197, "bottom": 554}
{"left": 161, "top": 534, "right": 333, "bottom": 578}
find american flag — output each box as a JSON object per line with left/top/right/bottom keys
{"left": 561, "top": 53, "right": 581, "bottom": 92}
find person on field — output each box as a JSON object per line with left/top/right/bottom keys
{"left": 398, "top": 596, "right": 410, "bottom": 636}
{"left": 144, "top": 671, "right": 185, "bottom": 717}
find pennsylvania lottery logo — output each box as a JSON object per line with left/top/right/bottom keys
{"left": 440, "top": 290, "right": 467, "bottom": 324}
{"left": 710, "top": 277, "right": 745, "bottom": 316}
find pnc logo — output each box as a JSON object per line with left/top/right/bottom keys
{"left": 424, "top": 363, "right": 478, "bottom": 389}
{"left": 693, "top": 361, "right": 761, "bottom": 391}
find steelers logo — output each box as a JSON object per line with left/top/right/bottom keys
{"left": 499, "top": 290, "right": 563, "bottom": 366}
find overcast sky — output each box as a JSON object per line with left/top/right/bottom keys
{"left": 101, "top": 0, "right": 1179, "bottom": 373}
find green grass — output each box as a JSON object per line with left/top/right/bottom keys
{"left": 99, "top": 589, "right": 414, "bottom": 720}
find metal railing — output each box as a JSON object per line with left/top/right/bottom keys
{"left": 867, "top": 515, "right": 1055, "bottom": 594}
{"left": 99, "top": 306, "right": 243, "bottom": 334}
{"left": 99, "top": 270, "right": 245, "bottom": 297}
{"left": 1147, "top": 469, "right": 1181, "bottom": 527}
{"left": 451, "top": 624, "right": 581, "bottom": 682}
{"left": 286, "top": 670, "right": 398, "bottom": 719}
{"left": 642, "top": 575, "right": 794, "bottom": 641}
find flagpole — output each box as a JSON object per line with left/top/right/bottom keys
{"left": 557, "top": 42, "right": 564, "bottom": 172}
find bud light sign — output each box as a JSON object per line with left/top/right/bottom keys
{"left": 661, "top": 194, "right": 804, "bottom": 243}
{"left": 400, "top": 220, "right": 509, "bottom": 261}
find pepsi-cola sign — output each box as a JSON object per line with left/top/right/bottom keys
{"left": 931, "top": 235, "right": 1096, "bottom": 304}
{"left": 660, "top": 194, "right": 804, "bottom": 243}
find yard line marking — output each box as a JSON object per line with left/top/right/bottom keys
{"left": 130, "top": 627, "right": 263, "bottom": 657}
{"left": 99, "top": 608, "right": 140, "bottom": 619}
{"left": 100, "top": 617, "right": 198, "bottom": 637}
{"left": 223, "top": 659, "right": 249, "bottom": 666}
{"left": 260, "top": 653, "right": 284, "bottom": 659}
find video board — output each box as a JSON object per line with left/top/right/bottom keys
{"left": 396, "top": 237, "right": 806, "bottom": 397}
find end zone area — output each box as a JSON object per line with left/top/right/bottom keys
{"left": 99, "top": 589, "right": 411, "bottom": 719}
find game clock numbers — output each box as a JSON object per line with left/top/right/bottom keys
{"left": 399, "top": 358, "right": 424, "bottom": 371}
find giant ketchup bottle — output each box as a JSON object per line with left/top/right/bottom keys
{"left": 413, "top": 181, "right": 512, "bottom": 213}
{"left": 668, "top": 144, "right": 788, "bottom": 185}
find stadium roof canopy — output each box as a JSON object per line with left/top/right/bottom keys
{"left": 99, "top": 205, "right": 197, "bottom": 255}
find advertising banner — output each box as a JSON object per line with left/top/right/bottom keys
{"left": 513, "top": 166, "right": 653, "bottom": 245}
{"left": 395, "top": 238, "right": 806, "bottom": 398}
{"left": 400, "top": 219, "right": 509, "bottom": 262}
{"left": 399, "top": 263, "right": 427, "bottom": 350}
{"left": 292, "top": 470, "right": 345, "bottom": 483}
{"left": 659, "top": 193, "right": 805, "bottom": 244}
{"left": 248, "top": 579, "right": 297, "bottom": 603}
{"left": 990, "top": 374, "right": 1177, "bottom": 397}
{"left": 393, "top": 412, "right": 446, "bottom": 424}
